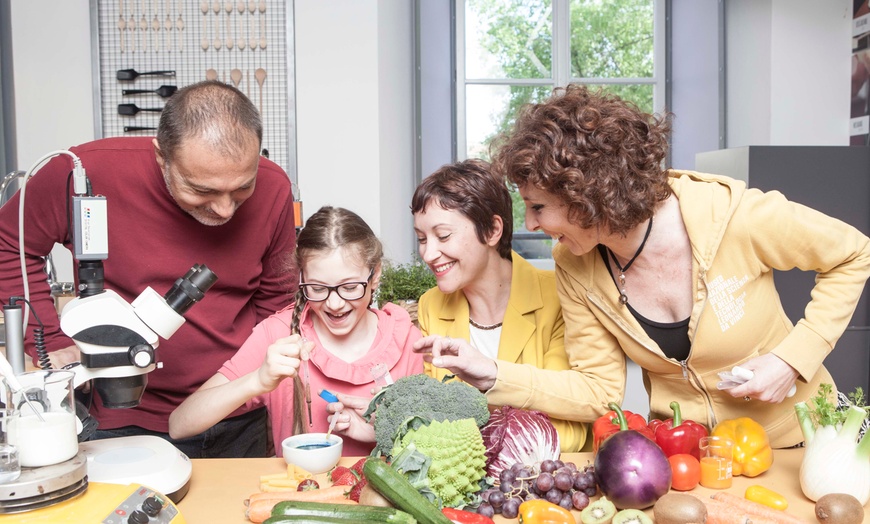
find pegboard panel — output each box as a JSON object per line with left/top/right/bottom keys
{"left": 91, "top": 0, "right": 296, "bottom": 178}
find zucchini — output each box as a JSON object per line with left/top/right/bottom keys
{"left": 270, "top": 500, "right": 416, "bottom": 523}
{"left": 264, "top": 518, "right": 342, "bottom": 524}
{"left": 363, "top": 458, "right": 453, "bottom": 524}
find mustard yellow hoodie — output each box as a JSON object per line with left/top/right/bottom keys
{"left": 486, "top": 170, "right": 870, "bottom": 448}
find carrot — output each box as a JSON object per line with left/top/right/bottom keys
{"left": 711, "top": 491, "right": 806, "bottom": 524}
{"left": 686, "top": 492, "right": 751, "bottom": 524}
{"left": 246, "top": 484, "right": 350, "bottom": 505}
{"left": 245, "top": 490, "right": 357, "bottom": 522}
{"left": 245, "top": 498, "right": 357, "bottom": 523}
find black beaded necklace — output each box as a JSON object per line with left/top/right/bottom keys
{"left": 469, "top": 318, "right": 503, "bottom": 330}
{"left": 607, "top": 216, "right": 653, "bottom": 306}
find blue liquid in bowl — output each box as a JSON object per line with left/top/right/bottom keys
{"left": 295, "top": 442, "right": 334, "bottom": 450}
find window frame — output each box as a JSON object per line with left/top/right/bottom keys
{"left": 456, "top": 0, "right": 666, "bottom": 156}
{"left": 454, "top": 0, "right": 666, "bottom": 254}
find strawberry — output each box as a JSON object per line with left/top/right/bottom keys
{"left": 329, "top": 465, "right": 358, "bottom": 486}
{"left": 348, "top": 478, "right": 367, "bottom": 502}
{"left": 350, "top": 457, "right": 367, "bottom": 478}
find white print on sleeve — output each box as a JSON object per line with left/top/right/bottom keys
{"left": 707, "top": 274, "right": 750, "bottom": 332}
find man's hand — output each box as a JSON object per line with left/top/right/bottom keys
{"left": 47, "top": 345, "right": 82, "bottom": 369}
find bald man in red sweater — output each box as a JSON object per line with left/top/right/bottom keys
{"left": 0, "top": 81, "right": 296, "bottom": 458}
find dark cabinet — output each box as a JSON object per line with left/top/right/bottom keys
{"left": 695, "top": 146, "right": 870, "bottom": 394}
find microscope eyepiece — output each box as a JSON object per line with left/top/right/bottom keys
{"left": 163, "top": 264, "right": 218, "bottom": 315}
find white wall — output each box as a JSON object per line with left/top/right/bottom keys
{"left": 284, "top": 1, "right": 416, "bottom": 264}
{"left": 376, "top": 3, "right": 416, "bottom": 264}
{"left": 9, "top": 0, "right": 95, "bottom": 167}
{"left": 726, "top": 0, "right": 851, "bottom": 147}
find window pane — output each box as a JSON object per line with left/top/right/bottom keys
{"left": 465, "top": 84, "right": 552, "bottom": 159}
{"left": 510, "top": 186, "right": 554, "bottom": 259}
{"left": 569, "top": 0, "right": 654, "bottom": 79}
{"left": 466, "top": 0, "right": 553, "bottom": 79}
{"left": 593, "top": 83, "right": 654, "bottom": 113}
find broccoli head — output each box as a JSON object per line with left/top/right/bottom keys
{"left": 364, "top": 373, "right": 490, "bottom": 457}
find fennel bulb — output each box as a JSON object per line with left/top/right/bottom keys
{"left": 795, "top": 402, "right": 870, "bottom": 504}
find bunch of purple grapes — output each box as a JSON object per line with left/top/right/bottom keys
{"left": 475, "top": 459, "right": 598, "bottom": 519}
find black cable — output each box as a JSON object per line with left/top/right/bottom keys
{"left": 65, "top": 171, "right": 73, "bottom": 245}
{"left": 9, "top": 296, "right": 49, "bottom": 370}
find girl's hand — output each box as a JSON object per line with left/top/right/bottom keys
{"left": 413, "top": 335, "right": 498, "bottom": 392}
{"left": 727, "top": 353, "right": 799, "bottom": 403}
{"left": 325, "top": 393, "right": 375, "bottom": 443}
{"left": 258, "top": 335, "right": 313, "bottom": 391}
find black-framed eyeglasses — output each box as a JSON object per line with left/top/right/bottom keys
{"left": 299, "top": 269, "right": 374, "bottom": 302}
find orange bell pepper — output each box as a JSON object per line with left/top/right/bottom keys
{"left": 517, "top": 500, "right": 574, "bottom": 524}
{"left": 711, "top": 417, "right": 773, "bottom": 477}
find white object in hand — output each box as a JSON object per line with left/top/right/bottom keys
{"left": 726, "top": 366, "right": 797, "bottom": 397}
{"left": 370, "top": 363, "right": 393, "bottom": 388}
{"left": 326, "top": 410, "right": 340, "bottom": 437}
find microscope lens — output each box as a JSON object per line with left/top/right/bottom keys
{"left": 163, "top": 264, "right": 218, "bottom": 314}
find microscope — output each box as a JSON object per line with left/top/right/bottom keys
{"left": 59, "top": 264, "right": 217, "bottom": 409}
{"left": 5, "top": 155, "right": 217, "bottom": 411}
{"left": 0, "top": 153, "right": 215, "bottom": 514}
{"left": 57, "top": 183, "right": 217, "bottom": 410}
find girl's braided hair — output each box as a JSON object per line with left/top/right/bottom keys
{"left": 287, "top": 206, "right": 383, "bottom": 435}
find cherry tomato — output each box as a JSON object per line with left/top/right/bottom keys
{"left": 668, "top": 453, "right": 701, "bottom": 491}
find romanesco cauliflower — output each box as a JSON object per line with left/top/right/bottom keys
{"left": 390, "top": 417, "right": 487, "bottom": 508}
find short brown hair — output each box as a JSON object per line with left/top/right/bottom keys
{"left": 492, "top": 84, "right": 672, "bottom": 236}
{"left": 411, "top": 159, "right": 513, "bottom": 260}
{"left": 156, "top": 80, "right": 262, "bottom": 164}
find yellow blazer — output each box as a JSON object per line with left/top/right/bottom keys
{"left": 418, "top": 251, "right": 588, "bottom": 452}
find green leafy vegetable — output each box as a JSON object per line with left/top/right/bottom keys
{"left": 805, "top": 383, "right": 868, "bottom": 428}
{"left": 795, "top": 383, "right": 870, "bottom": 504}
{"left": 390, "top": 417, "right": 487, "bottom": 508}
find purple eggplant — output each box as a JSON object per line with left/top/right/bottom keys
{"left": 593, "top": 402, "right": 672, "bottom": 509}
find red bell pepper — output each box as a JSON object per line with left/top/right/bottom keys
{"left": 442, "top": 507, "right": 495, "bottom": 524}
{"left": 648, "top": 401, "right": 709, "bottom": 460}
{"left": 592, "top": 404, "right": 656, "bottom": 452}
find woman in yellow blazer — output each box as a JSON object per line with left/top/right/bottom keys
{"left": 412, "top": 160, "right": 588, "bottom": 452}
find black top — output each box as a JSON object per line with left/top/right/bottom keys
{"left": 598, "top": 245, "right": 691, "bottom": 361}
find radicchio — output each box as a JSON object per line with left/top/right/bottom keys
{"left": 479, "top": 406, "right": 560, "bottom": 478}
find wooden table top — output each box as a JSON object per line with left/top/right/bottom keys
{"left": 177, "top": 449, "right": 824, "bottom": 522}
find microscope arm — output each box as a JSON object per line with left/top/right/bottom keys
{"left": 59, "top": 290, "right": 164, "bottom": 390}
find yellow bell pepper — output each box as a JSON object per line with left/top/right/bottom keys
{"left": 745, "top": 484, "right": 788, "bottom": 510}
{"left": 518, "top": 499, "right": 574, "bottom": 524}
{"left": 712, "top": 417, "right": 773, "bottom": 477}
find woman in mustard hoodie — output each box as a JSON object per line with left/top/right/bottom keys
{"left": 416, "top": 85, "right": 870, "bottom": 448}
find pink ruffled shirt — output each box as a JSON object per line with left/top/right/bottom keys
{"left": 219, "top": 303, "right": 424, "bottom": 457}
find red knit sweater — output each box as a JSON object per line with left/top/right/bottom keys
{"left": 0, "top": 137, "right": 296, "bottom": 432}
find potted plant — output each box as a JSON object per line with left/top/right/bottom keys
{"left": 376, "top": 259, "right": 437, "bottom": 326}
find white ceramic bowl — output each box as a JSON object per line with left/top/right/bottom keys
{"left": 281, "top": 433, "right": 343, "bottom": 474}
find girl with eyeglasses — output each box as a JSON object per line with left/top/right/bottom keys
{"left": 168, "top": 206, "right": 424, "bottom": 456}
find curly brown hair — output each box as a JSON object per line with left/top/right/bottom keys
{"left": 491, "top": 84, "right": 672, "bottom": 236}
